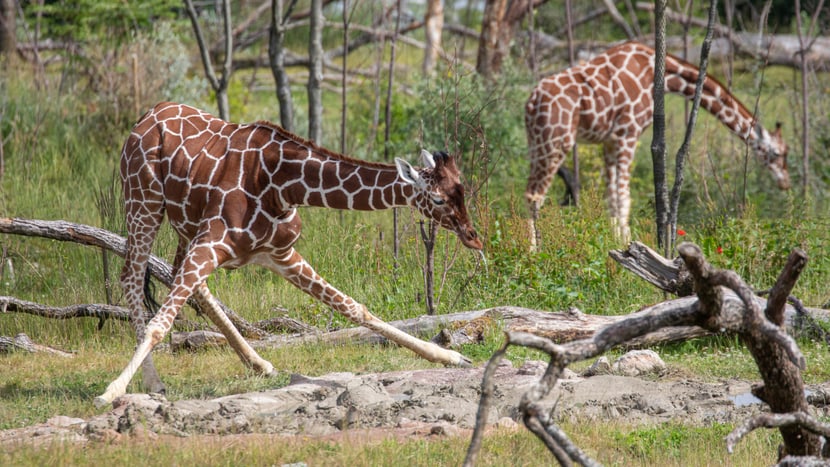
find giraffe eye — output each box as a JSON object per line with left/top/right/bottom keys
{"left": 431, "top": 195, "right": 446, "bottom": 206}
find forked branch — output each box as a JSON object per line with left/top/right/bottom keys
{"left": 465, "top": 242, "right": 824, "bottom": 465}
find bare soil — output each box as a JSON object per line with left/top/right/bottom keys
{"left": 4, "top": 358, "right": 830, "bottom": 449}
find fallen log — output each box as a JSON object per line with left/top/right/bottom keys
{"left": 251, "top": 298, "right": 830, "bottom": 353}
{"left": 0, "top": 295, "right": 213, "bottom": 333}
{"left": 0, "top": 333, "right": 73, "bottom": 357}
{"left": 0, "top": 217, "right": 267, "bottom": 338}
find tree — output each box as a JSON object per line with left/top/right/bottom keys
{"left": 184, "top": 0, "right": 233, "bottom": 121}
{"left": 651, "top": 0, "right": 669, "bottom": 252}
{"left": 422, "top": 0, "right": 443, "bottom": 74}
{"left": 0, "top": 0, "right": 15, "bottom": 56}
{"left": 269, "top": 0, "right": 295, "bottom": 132}
{"left": 476, "top": 0, "right": 544, "bottom": 78}
{"left": 307, "top": 0, "right": 323, "bottom": 142}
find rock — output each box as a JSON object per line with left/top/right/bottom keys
{"left": 495, "top": 417, "right": 520, "bottom": 431}
{"left": 612, "top": 350, "right": 666, "bottom": 377}
{"left": 583, "top": 356, "right": 612, "bottom": 376}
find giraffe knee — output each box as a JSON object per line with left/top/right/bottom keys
{"left": 145, "top": 325, "right": 166, "bottom": 346}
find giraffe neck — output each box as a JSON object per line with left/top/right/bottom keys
{"left": 273, "top": 145, "right": 413, "bottom": 211}
{"left": 663, "top": 54, "right": 767, "bottom": 149}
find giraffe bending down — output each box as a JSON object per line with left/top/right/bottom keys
{"left": 95, "top": 102, "right": 483, "bottom": 408}
{"left": 525, "top": 41, "right": 790, "bottom": 243}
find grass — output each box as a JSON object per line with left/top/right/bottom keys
{"left": 0, "top": 419, "right": 782, "bottom": 467}
{"left": 2, "top": 17, "right": 830, "bottom": 465}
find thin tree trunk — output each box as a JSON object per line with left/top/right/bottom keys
{"left": 565, "top": 0, "right": 580, "bottom": 207}
{"left": 384, "top": 0, "right": 404, "bottom": 264}
{"left": 367, "top": 1, "right": 386, "bottom": 154}
{"left": 307, "top": 0, "right": 323, "bottom": 142}
{"left": 651, "top": 0, "right": 670, "bottom": 252}
{"left": 184, "top": 0, "right": 233, "bottom": 120}
{"left": 794, "top": 0, "right": 825, "bottom": 198}
{"left": 420, "top": 221, "right": 438, "bottom": 315}
{"left": 422, "top": 0, "right": 443, "bottom": 75}
{"left": 0, "top": 0, "right": 15, "bottom": 56}
{"left": 269, "top": 0, "right": 296, "bottom": 132}
{"left": 476, "top": 0, "right": 507, "bottom": 78}
{"left": 601, "top": 0, "right": 636, "bottom": 39}
{"left": 668, "top": 0, "right": 718, "bottom": 247}
{"left": 340, "top": 0, "right": 350, "bottom": 154}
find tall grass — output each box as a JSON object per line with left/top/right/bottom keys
{"left": 2, "top": 26, "right": 830, "bottom": 465}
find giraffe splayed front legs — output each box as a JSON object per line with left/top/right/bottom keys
{"left": 95, "top": 102, "right": 482, "bottom": 408}
{"left": 525, "top": 41, "right": 790, "bottom": 246}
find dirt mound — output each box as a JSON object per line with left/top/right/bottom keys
{"left": 5, "top": 359, "right": 830, "bottom": 447}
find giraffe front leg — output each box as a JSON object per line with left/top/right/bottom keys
{"left": 266, "top": 249, "right": 471, "bottom": 367}
{"left": 191, "top": 283, "right": 275, "bottom": 375}
{"left": 96, "top": 255, "right": 207, "bottom": 408}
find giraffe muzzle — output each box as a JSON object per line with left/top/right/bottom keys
{"left": 458, "top": 227, "right": 483, "bottom": 250}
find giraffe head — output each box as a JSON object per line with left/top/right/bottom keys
{"left": 755, "top": 122, "right": 790, "bottom": 190}
{"left": 395, "top": 150, "right": 483, "bottom": 250}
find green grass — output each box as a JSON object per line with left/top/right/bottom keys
{"left": 2, "top": 18, "right": 830, "bottom": 465}
{"left": 0, "top": 419, "right": 782, "bottom": 467}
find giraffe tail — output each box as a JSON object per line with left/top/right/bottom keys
{"left": 142, "top": 267, "right": 161, "bottom": 317}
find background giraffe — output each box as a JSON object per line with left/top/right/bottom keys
{"left": 525, "top": 41, "right": 790, "bottom": 244}
{"left": 95, "top": 102, "right": 483, "bottom": 407}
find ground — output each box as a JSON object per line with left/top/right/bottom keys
{"left": 4, "top": 358, "right": 830, "bottom": 449}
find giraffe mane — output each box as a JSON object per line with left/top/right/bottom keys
{"left": 251, "top": 120, "right": 400, "bottom": 170}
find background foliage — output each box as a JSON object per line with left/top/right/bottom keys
{"left": 1, "top": 0, "right": 829, "bottom": 464}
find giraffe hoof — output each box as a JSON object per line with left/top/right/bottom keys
{"left": 446, "top": 352, "right": 473, "bottom": 368}
{"left": 93, "top": 396, "right": 111, "bottom": 410}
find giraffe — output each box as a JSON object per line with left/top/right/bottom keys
{"left": 94, "top": 102, "right": 483, "bottom": 408}
{"left": 524, "top": 41, "right": 790, "bottom": 244}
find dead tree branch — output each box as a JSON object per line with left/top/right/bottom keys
{"left": 0, "top": 332, "right": 73, "bottom": 357}
{"left": 466, "top": 242, "right": 826, "bottom": 464}
{"left": 0, "top": 217, "right": 266, "bottom": 338}
{"left": 726, "top": 412, "right": 830, "bottom": 456}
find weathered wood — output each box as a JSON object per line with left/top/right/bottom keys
{"left": 253, "top": 299, "right": 829, "bottom": 352}
{"left": 0, "top": 295, "right": 213, "bottom": 333}
{"left": 0, "top": 217, "right": 267, "bottom": 338}
{"left": 609, "top": 241, "right": 693, "bottom": 295}
{"left": 465, "top": 243, "right": 826, "bottom": 464}
{"left": 0, "top": 333, "right": 73, "bottom": 357}
{"left": 170, "top": 331, "right": 228, "bottom": 353}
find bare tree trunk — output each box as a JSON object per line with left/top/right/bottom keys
{"left": 651, "top": 0, "right": 670, "bottom": 252}
{"left": 476, "top": 0, "right": 507, "bottom": 78}
{"left": 269, "top": 0, "right": 296, "bottom": 132}
{"left": 365, "top": 2, "right": 386, "bottom": 154}
{"left": 668, "top": 0, "right": 717, "bottom": 247}
{"left": 794, "top": 0, "right": 826, "bottom": 199}
{"left": 420, "top": 221, "right": 438, "bottom": 315}
{"left": 601, "top": 0, "right": 636, "bottom": 39}
{"left": 340, "top": 0, "right": 350, "bottom": 154}
{"left": 384, "top": 0, "right": 403, "bottom": 264}
{"left": 477, "top": 0, "right": 543, "bottom": 78}
{"left": 564, "top": 0, "right": 580, "bottom": 207}
{"left": 0, "top": 0, "right": 15, "bottom": 56}
{"left": 307, "top": 0, "right": 323, "bottom": 142}
{"left": 184, "top": 0, "right": 234, "bottom": 120}
{"left": 422, "top": 0, "right": 443, "bottom": 75}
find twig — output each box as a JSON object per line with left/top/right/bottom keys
{"left": 726, "top": 412, "right": 830, "bottom": 453}
{"left": 463, "top": 343, "right": 507, "bottom": 467}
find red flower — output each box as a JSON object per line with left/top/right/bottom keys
{"left": 717, "top": 246, "right": 723, "bottom": 254}
{"left": 677, "top": 229, "right": 686, "bottom": 236}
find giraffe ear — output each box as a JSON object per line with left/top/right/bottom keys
{"left": 420, "top": 149, "right": 437, "bottom": 169}
{"left": 395, "top": 157, "right": 427, "bottom": 189}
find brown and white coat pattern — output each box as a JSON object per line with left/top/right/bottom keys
{"left": 525, "top": 41, "right": 790, "bottom": 242}
{"left": 96, "top": 102, "right": 482, "bottom": 407}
